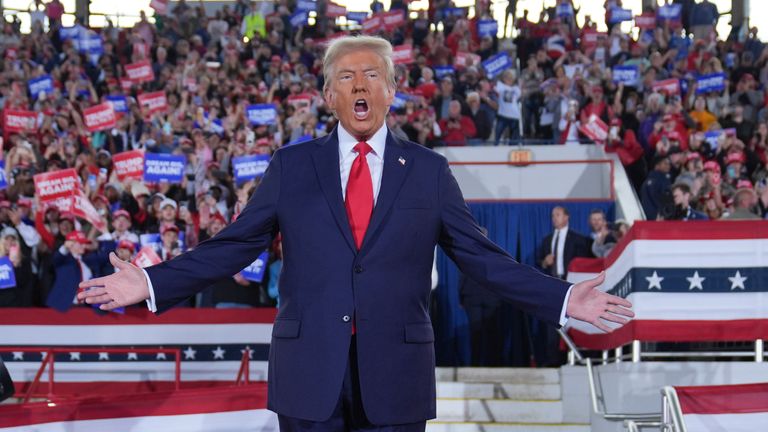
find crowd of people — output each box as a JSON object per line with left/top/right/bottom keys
{"left": 0, "top": 0, "right": 765, "bottom": 309}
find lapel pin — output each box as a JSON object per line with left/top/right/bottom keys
{"left": 398, "top": 156, "right": 406, "bottom": 166}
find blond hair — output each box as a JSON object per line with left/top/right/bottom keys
{"left": 322, "top": 36, "right": 396, "bottom": 93}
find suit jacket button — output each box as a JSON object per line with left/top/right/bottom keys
{"left": 354, "top": 265, "right": 363, "bottom": 273}
{"left": 342, "top": 315, "right": 351, "bottom": 322}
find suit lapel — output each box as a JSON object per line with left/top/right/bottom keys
{"left": 360, "top": 132, "right": 412, "bottom": 252}
{"left": 311, "top": 130, "right": 356, "bottom": 252}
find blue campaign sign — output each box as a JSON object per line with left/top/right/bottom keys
{"left": 556, "top": 3, "right": 574, "bottom": 17}
{"left": 612, "top": 65, "right": 639, "bottom": 86}
{"left": 106, "top": 95, "right": 128, "bottom": 113}
{"left": 290, "top": 10, "right": 308, "bottom": 28}
{"left": 696, "top": 73, "right": 726, "bottom": 94}
{"left": 347, "top": 12, "right": 368, "bottom": 23}
{"left": 75, "top": 34, "right": 103, "bottom": 55}
{"left": 0, "top": 256, "right": 16, "bottom": 289}
{"left": 28, "top": 75, "right": 53, "bottom": 99}
{"left": 391, "top": 92, "right": 410, "bottom": 109}
{"left": 658, "top": 4, "right": 682, "bottom": 21}
{"left": 482, "top": 53, "right": 512, "bottom": 79}
{"left": 443, "top": 7, "right": 466, "bottom": 18}
{"left": 297, "top": 0, "right": 316, "bottom": 12}
{"left": 0, "top": 162, "right": 6, "bottom": 190}
{"left": 288, "top": 134, "right": 313, "bottom": 146}
{"left": 703, "top": 130, "right": 724, "bottom": 151}
{"left": 59, "top": 25, "right": 85, "bottom": 40}
{"left": 609, "top": 8, "right": 633, "bottom": 24}
{"left": 232, "top": 155, "right": 270, "bottom": 184}
{"left": 434, "top": 65, "right": 455, "bottom": 79}
{"left": 241, "top": 251, "right": 270, "bottom": 283}
{"left": 247, "top": 104, "right": 278, "bottom": 126}
{"left": 477, "top": 20, "right": 498, "bottom": 38}
{"left": 143, "top": 153, "right": 186, "bottom": 183}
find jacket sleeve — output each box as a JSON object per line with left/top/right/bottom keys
{"left": 436, "top": 158, "right": 569, "bottom": 325}
{"left": 146, "top": 150, "right": 283, "bottom": 312}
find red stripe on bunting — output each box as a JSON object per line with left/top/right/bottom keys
{"left": 676, "top": 383, "right": 768, "bottom": 414}
{"left": 0, "top": 308, "right": 278, "bottom": 325}
{"left": 14, "top": 380, "right": 242, "bottom": 398}
{"left": 0, "top": 383, "right": 268, "bottom": 428}
{"left": 569, "top": 220, "right": 768, "bottom": 273}
{"left": 568, "top": 319, "right": 768, "bottom": 350}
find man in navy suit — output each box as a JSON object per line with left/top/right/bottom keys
{"left": 79, "top": 36, "right": 633, "bottom": 431}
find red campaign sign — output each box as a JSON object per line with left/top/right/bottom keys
{"left": 5, "top": 48, "right": 17, "bottom": 60}
{"left": 133, "top": 246, "right": 162, "bottom": 268}
{"left": 137, "top": 91, "right": 168, "bottom": 114}
{"left": 392, "top": 45, "right": 414, "bottom": 65}
{"left": 326, "top": 2, "right": 346, "bottom": 18}
{"left": 120, "top": 78, "right": 134, "bottom": 92}
{"left": 635, "top": 13, "right": 656, "bottom": 30}
{"left": 381, "top": 10, "right": 405, "bottom": 31}
{"left": 362, "top": 16, "right": 382, "bottom": 34}
{"left": 150, "top": 0, "right": 168, "bottom": 15}
{"left": 34, "top": 168, "right": 81, "bottom": 203}
{"left": 83, "top": 103, "right": 117, "bottom": 132}
{"left": 652, "top": 78, "right": 680, "bottom": 95}
{"left": 112, "top": 150, "right": 145, "bottom": 181}
{"left": 286, "top": 93, "right": 313, "bottom": 114}
{"left": 578, "top": 115, "right": 609, "bottom": 143}
{"left": 454, "top": 52, "right": 481, "bottom": 69}
{"left": 582, "top": 30, "right": 605, "bottom": 49}
{"left": 3, "top": 109, "right": 37, "bottom": 133}
{"left": 72, "top": 190, "right": 107, "bottom": 233}
{"left": 125, "top": 60, "right": 155, "bottom": 83}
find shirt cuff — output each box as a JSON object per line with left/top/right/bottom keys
{"left": 559, "top": 285, "right": 574, "bottom": 327}
{"left": 142, "top": 268, "right": 158, "bottom": 313}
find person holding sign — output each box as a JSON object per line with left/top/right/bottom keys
{"left": 78, "top": 36, "right": 633, "bottom": 432}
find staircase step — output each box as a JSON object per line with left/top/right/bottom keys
{"left": 436, "top": 368, "right": 560, "bottom": 384}
{"left": 427, "top": 422, "right": 590, "bottom": 432}
{"left": 436, "top": 399, "right": 563, "bottom": 423}
{"left": 436, "top": 382, "right": 561, "bottom": 400}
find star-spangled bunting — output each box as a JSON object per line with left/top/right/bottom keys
{"left": 686, "top": 271, "right": 705, "bottom": 290}
{"left": 98, "top": 352, "right": 110, "bottom": 360}
{"left": 646, "top": 271, "right": 664, "bottom": 290}
{"left": 212, "top": 346, "right": 226, "bottom": 360}
{"left": 70, "top": 352, "right": 81, "bottom": 361}
{"left": 12, "top": 352, "right": 23, "bottom": 360}
{"left": 127, "top": 352, "right": 138, "bottom": 360}
{"left": 183, "top": 346, "right": 197, "bottom": 360}
{"left": 728, "top": 271, "right": 747, "bottom": 290}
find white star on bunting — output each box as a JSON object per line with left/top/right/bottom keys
{"left": 12, "top": 352, "right": 23, "bottom": 360}
{"left": 686, "top": 271, "right": 706, "bottom": 290}
{"left": 127, "top": 352, "right": 138, "bottom": 361}
{"left": 156, "top": 352, "right": 167, "bottom": 360}
{"left": 241, "top": 346, "right": 254, "bottom": 359}
{"left": 98, "top": 352, "right": 110, "bottom": 361}
{"left": 69, "top": 352, "right": 81, "bottom": 361}
{"left": 645, "top": 271, "right": 664, "bottom": 290}
{"left": 212, "top": 346, "right": 226, "bottom": 360}
{"left": 183, "top": 346, "right": 197, "bottom": 360}
{"left": 728, "top": 271, "right": 747, "bottom": 290}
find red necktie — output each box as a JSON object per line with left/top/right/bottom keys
{"left": 345, "top": 142, "right": 374, "bottom": 250}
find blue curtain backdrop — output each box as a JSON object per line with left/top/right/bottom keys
{"left": 434, "top": 201, "right": 615, "bottom": 366}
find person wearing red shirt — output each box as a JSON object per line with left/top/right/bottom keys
{"left": 604, "top": 118, "right": 647, "bottom": 192}
{"left": 438, "top": 100, "right": 477, "bottom": 146}
{"left": 579, "top": 85, "right": 612, "bottom": 126}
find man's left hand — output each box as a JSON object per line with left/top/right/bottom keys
{"left": 566, "top": 272, "right": 634, "bottom": 332}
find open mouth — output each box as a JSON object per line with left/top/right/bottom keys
{"left": 354, "top": 99, "right": 369, "bottom": 120}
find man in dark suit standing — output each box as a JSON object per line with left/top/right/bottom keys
{"left": 537, "top": 206, "right": 593, "bottom": 280}
{"left": 79, "top": 36, "right": 633, "bottom": 432}
{"left": 534, "top": 206, "right": 593, "bottom": 366}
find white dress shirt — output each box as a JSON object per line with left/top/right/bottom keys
{"left": 550, "top": 226, "right": 569, "bottom": 277}
{"left": 145, "top": 124, "right": 571, "bottom": 326}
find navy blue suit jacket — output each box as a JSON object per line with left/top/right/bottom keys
{"left": 146, "top": 129, "right": 570, "bottom": 424}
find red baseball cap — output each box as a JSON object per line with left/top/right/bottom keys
{"left": 17, "top": 197, "right": 32, "bottom": 208}
{"left": 685, "top": 152, "right": 702, "bottom": 163}
{"left": 726, "top": 151, "right": 746, "bottom": 165}
{"left": 210, "top": 212, "right": 227, "bottom": 226}
{"left": 116, "top": 239, "right": 135, "bottom": 252}
{"left": 161, "top": 224, "right": 180, "bottom": 235}
{"left": 65, "top": 231, "right": 90, "bottom": 244}
{"left": 703, "top": 161, "right": 721, "bottom": 173}
{"left": 113, "top": 209, "right": 131, "bottom": 220}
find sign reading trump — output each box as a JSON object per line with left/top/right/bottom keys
{"left": 112, "top": 150, "right": 145, "bottom": 181}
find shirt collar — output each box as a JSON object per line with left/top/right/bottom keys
{"left": 337, "top": 123, "right": 387, "bottom": 160}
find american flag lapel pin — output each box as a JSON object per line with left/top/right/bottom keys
{"left": 398, "top": 156, "right": 406, "bottom": 166}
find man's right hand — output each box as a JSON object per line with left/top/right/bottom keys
{"left": 77, "top": 252, "right": 150, "bottom": 311}
{"left": 542, "top": 254, "right": 554, "bottom": 268}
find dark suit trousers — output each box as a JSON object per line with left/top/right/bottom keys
{"left": 277, "top": 337, "right": 427, "bottom": 432}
